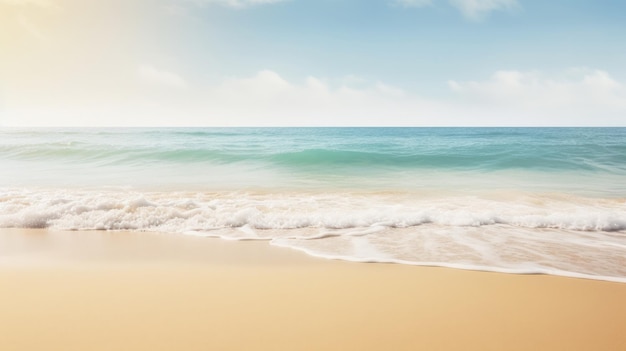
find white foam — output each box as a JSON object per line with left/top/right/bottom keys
{"left": 1, "top": 187, "right": 626, "bottom": 282}
{"left": 271, "top": 225, "right": 626, "bottom": 284}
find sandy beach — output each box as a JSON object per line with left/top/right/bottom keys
{"left": 3, "top": 0, "right": 626, "bottom": 348}
{"left": 1, "top": 228, "right": 625, "bottom": 351}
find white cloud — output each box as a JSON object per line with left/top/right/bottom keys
{"left": 138, "top": 65, "right": 188, "bottom": 89}
{"left": 195, "top": 70, "right": 432, "bottom": 125}
{"left": 179, "top": 0, "right": 287, "bottom": 9}
{"left": 197, "top": 68, "right": 625, "bottom": 126}
{"left": 393, "top": 0, "right": 433, "bottom": 8}
{"left": 449, "top": 0, "right": 519, "bottom": 20}
{"left": 448, "top": 69, "right": 626, "bottom": 124}
{"left": 395, "top": 0, "right": 520, "bottom": 21}
{"left": 4, "top": 68, "right": 626, "bottom": 127}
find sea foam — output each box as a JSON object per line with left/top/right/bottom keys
{"left": 2, "top": 187, "right": 625, "bottom": 282}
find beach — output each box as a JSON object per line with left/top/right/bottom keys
{"left": 3, "top": 0, "right": 626, "bottom": 347}
{"left": 3, "top": 128, "right": 626, "bottom": 282}
{"left": 1, "top": 228, "right": 625, "bottom": 351}
{"left": 2, "top": 128, "right": 626, "bottom": 350}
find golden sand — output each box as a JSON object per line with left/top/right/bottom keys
{"left": 1, "top": 228, "right": 625, "bottom": 351}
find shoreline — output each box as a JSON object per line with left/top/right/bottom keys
{"left": 270, "top": 238, "right": 626, "bottom": 284}
{"left": 2, "top": 228, "right": 626, "bottom": 350}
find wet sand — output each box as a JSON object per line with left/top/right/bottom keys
{"left": 1, "top": 228, "right": 625, "bottom": 351}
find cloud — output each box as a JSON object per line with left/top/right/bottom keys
{"left": 178, "top": 0, "right": 288, "bottom": 9}
{"left": 138, "top": 65, "right": 188, "bottom": 89}
{"left": 199, "top": 70, "right": 445, "bottom": 125}
{"left": 449, "top": 0, "right": 519, "bottom": 20}
{"left": 395, "top": 0, "right": 520, "bottom": 21}
{"left": 4, "top": 68, "right": 626, "bottom": 126}
{"left": 196, "top": 69, "right": 626, "bottom": 126}
{"left": 448, "top": 69, "right": 626, "bottom": 124}
{"left": 393, "top": 0, "right": 433, "bottom": 8}
{"left": 182, "top": 68, "right": 625, "bottom": 126}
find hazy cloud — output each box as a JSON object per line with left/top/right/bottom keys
{"left": 448, "top": 69, "right": 626, "bottom": 124}
{"left": 138, "top": 65, "right": 188, "bottom": 89}
{"left": 4, "top": 68, "right": 625, "bottom": 126}
{"left": 449, "top": 0, "right": 519, "bottom": 20}
{"left": 197, "top": 70, "right": 428, "bottom": 125}
{"left": 395, "top": 0, "right": 520, "bottom": 21}
{"left": 202, "top": 68, "right": 626, "bottom": 126}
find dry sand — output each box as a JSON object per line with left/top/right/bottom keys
{"left": 1, "top": 228, "right": 625, "bottom": 351}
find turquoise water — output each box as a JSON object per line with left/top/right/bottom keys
{"left": 1, "top": 127, "right": 625, "bottom": 194}
{"left": 1, "top": 128, "right": 626, "bottom": 282}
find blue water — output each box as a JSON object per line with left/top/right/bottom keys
{"left": 1, "top": 127, "right": 626, "bottom": 282}
{"left": 1, "top": 127, "right": 625, "bottom": 194}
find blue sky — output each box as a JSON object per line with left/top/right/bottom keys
{"left": 1, "top": 0, "right": 625, "bottom": 126}
{"left": 179, "top": 0, "right": 626, "bottom": 85}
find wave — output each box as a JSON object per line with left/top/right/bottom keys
{"left": 2, "top": 188, "right": 625, "bottom": 232}
{"left": 3, "top": 144, "right": 625, "bottom": 174}
{"left": 2, "top": 187, "right": 626, "bottom": 282}
{"left": 2, "top": 128, "right": 626, "bottom": 173}
{"left": 268, "top": 148, "right": 617, "bottom": 171}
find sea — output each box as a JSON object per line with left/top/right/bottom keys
{"left": 1, "top": 127, "right": 625, "bottom": 282}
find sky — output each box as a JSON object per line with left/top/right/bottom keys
{"left": 1, "top": 0, "right": 625, "bottom": 126}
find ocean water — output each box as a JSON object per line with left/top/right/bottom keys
{"left": 1, "top": 127, "right": 625, "bottom": 282}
